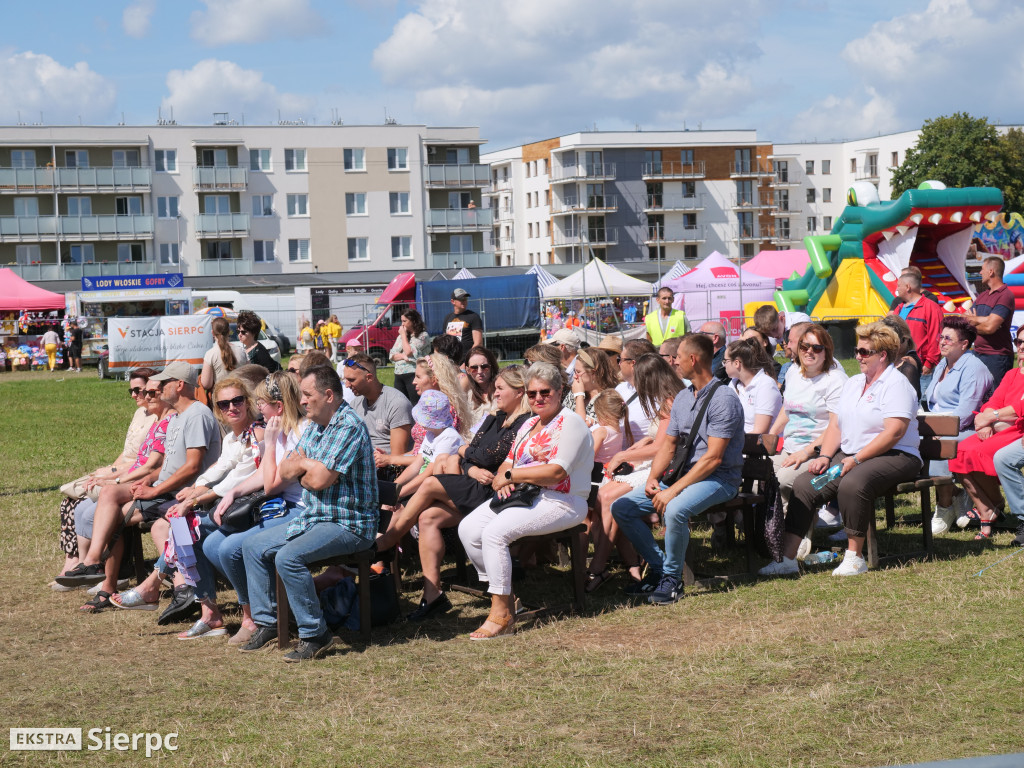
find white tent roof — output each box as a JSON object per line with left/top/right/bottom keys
{"left": 526, "top": 264, "right": 559, "bottom": 289}
{"left": 451, "top": 267, "right": 476, "bottom": 280}
{"left": 542, "top": 258, "right": 653, "bottom": 299}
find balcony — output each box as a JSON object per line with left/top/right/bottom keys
{"left": 729, "top": 194, "right": 774, "bottom": 211}
{"left": 429, "top": 251, "right": 496, "bottom": 269}
{"left": 771, "top": 198, "right": 799, "bottom": 214}
{"left": 0, "top": 166, "right": 151, "bottom": 194}
{"left": 552, "top": 227, "right": 618, "bottom": 247}
{"left": 855, "top": 166, "right": 880, "bottom": 182}
{"left": 643, "top": 193, "right": 705, "bottom": 213}
{"left": 770, "top": 172, "right": 801, "bottom": 187}
{"left": 733, "top": 224, "right": 771, "bottom": 242}
{"left": 485, "top": 177, "right": 513, "bottom": 195}
{"left": 549, "top": 162, "right": 616, "bottom": 182}
{"left": 193, "top": 258, "right": 282, "bottom": 277}
{"left": 193, "top": 166, "right": 248, "bottom": 191}
{"left": 771, "top": 228, "right": 801, "bottom": 245}
{"left": 494, "top": 235, "right": 516, "bottom": 253}
{"left": 195, "top": 213, "right": 250, "bottom": 238}
{"left": 493, "top": 205, "right": 515, "bottom": 222}
{"left": 550, "top": 194, "right": 619, "bottom": 216}
{"left": 644, "top": 225, "right": 706, "bottom": 246}
{"left": 729, "top": 161, "right": 774, "bottom": 179}
{"left": 641, "top": 161, "right": 705, "bottom": 180}
{"left": 0, "top": 215, "right": 154, "bottom": 242}
{"left": 426, "top": 208, "right": 493, "bottom": 232}
{"left": 424, "top": 163, "right": 491, "bottom": 188}
{"left": 0, "top": 260, "right": 169, "bottom": 282}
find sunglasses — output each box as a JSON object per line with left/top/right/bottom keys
{"left": 798, "top": 343, "right": 825, "bottom": 354}
{"left": 526, "top": 388, "right": 553, "bottom": 400}
{"left": 287, "top": 367, "right": 300, "bottom": 374}
{"left": 143, "top": 389, "right": 161, "bottom": 399}
{"left": 216, "top": 395, "right": 247, "bottom": 411}
{"left": 1015, "top": 339, "right": 1024, "bottom": 348}
{"left": 854, "top": 347, "right": 881, "bottom": 358}
{"left": 128, "top": 386, "right": 143, "bottom": 396}
{"left": 468, "top": 364, "right": 491, "bottom": 371}
{"left": 620, "top": 357, "right": 636, "bottom": 363}
{"left": 660, "top": 353, "right": 676, "bottom": 360}
{"left": 342, "top": 358, "right": 368, "bottom": 372}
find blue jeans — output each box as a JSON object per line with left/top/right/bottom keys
{"left": 611, "top": 479, "right": 738, "bottom": 580}
{"left": 993, "top": 441, "right": 1024, "bottom": 521}
{"left": 202, "top": 509, "right": 299, "bottom": 606}
{"left": 243, "top": 521, "right": 372, "bottom": 639}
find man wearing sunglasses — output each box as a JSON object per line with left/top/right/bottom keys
{"left": 341, "top": 352, "right": 413, "bottom": 475}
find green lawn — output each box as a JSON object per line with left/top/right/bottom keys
{"left": 1, "top": 371, "right": 1023, "bottom": 767}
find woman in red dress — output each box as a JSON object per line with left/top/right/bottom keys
{"left": 949, "top": 326, "right": 1024, "bottom": 538}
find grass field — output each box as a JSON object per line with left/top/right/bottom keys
{"left": 2, "top": 369, "right": 1024, "bottom": 767}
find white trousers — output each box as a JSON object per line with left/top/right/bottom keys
{"left": 458, "top": 489, "right": 587, "bottom": 596}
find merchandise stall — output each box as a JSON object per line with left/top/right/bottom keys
{"left": 0, "top": 268, "right": 66, "bottom": 370}
{"left": 541, "top": 259, "right": 653, "bottom": 344}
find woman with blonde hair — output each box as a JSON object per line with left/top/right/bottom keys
{"left": 570, "top": 347, "right": 620, "bottom": 424}
{"left": 200, "top": 316, "right": 246, "bottom": 392}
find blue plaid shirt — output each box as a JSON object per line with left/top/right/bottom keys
{"left": 286, "top": 402, "right": 379, "bottom": 541}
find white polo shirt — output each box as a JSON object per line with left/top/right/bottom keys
{"left": 837, "top": 364, "right": 920, "bottom": 458}
{"left": 731, "top": 369, "right": 783, "bottom": 433}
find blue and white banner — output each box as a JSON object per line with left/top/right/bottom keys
{"left": 107, "top": 315, "right": 212, "bottom": 372}
{"left": 81, "top": 273, "right": 184, "bottom": 292}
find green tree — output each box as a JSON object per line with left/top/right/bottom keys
{"left": 996, "top": 127, "right": 1024, "bottom": 214}
{"left": 891, "top": 112, "right": 1006, "bottom": 197}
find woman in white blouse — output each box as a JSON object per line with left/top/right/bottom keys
{"left": 458, "top": 361, "right": 595, "bottom": 639}
{"left": 724, "top": 338, "right": 782, "bottom": 434}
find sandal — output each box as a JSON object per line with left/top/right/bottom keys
{"left": 110, "top": 588, "right": 159, "bottom": 611}
{"left": 469, "top": 613, "right": 515, "bottom": 640}
{"left": 584, "top": 569, "right": 611, "bottom": 594}
{"left": 80, "top": 590, "right": 113, "bottom": 613}
{"left": 972, "top": 509, "right": 1003, "bottom": 540}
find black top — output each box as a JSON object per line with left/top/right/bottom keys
{"left": 69, "top": 327, "right": 83, "bottom": 347}
{"left": 896, "top": 351, "right": 922, "bottom": 399}
{"left": 441, "top": 309, "right": 483, "bottom": 358}
{"left": 711, "top": 346, "right": 729, "bottom": 383}
{"left": 246, "top": 343, "right": 281, "bottom": 373}
{"left": 463, "top": 410, "right": 531, "bottom": 471}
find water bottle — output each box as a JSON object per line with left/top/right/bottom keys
{"left": 810, "top": 463, "right": 842, "bottom": 490}
{"left": 803, "top": 550, "right": 840, "bottom": 566}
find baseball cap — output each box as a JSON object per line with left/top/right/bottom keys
{"left": 345, "top": 338, "right": 363, "bottom": 347}
{"left": 451, "top": 288, "right": 471, "bottom": 300}
{"left": 546, "top": 328, "right": 580, "bottom": 348}
{"left": 149, "top": 360, "right": 198, "bottom": 387}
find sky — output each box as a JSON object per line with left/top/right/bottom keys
{"left": 1, "top": 0, "right": 1022, "bottom": 151}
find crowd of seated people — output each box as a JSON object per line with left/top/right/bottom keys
{"left": 49, "top": 310, "right": 1024, "bottom": 660}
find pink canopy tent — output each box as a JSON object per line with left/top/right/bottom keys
{"left": 742, "top": 248, "right": 810, "bottom": 283}
{"left": 0, "top": 268, "right": 65, "bottom": 311}
{"left": 663, "top": 251, "right": 776, "bottom": 328}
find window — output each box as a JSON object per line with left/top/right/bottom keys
{"left": 284, "top": 148, "right": 307, "bottom": 172}
{"left": 822, "top": 160, "right": 831, "bottom": 175}
{"left": 118, "top": 243, "right": 144, "bottom": 263}
{"left": 116, "top": 196, "right": 143, "bottom": 215}
{"left": 16, "top": 244, "right": 41, "bottom": 264}
{"left": 346, "top": 238, "right": 367, "bottom": 261}
{"left": 775, "top": 160, "right": 789, "bottom": 182}
{"left": 252, "top": 195, "right": 273, "bottom": 217}
{"left": 289, "top": 239, "right": 311, "bottom": 262}
{"left": 345, "top": 193, "right": 367, "bottom": 216}
{"left": 850, "top": 158, "right": 857, "bottom": 173}
{"left": 738, "top": 212, "right": 754, "bottom": 238}
{"left": 681, "top": 149, "right": 694, "bottom": 165}
{"left": 113, "top": 150, "right": 140, "bottom": 168}
{"left": 200, "top": 148, "right": 228, "bottom": 168}
{"left": 387, "top": 148, "right": 408, "bottom": 170}
{"left": 742, "top": 243, "right": 755, "bottom": 258}
{"left": 447, "top": 148, "right": 470, "bottom": 164}
{"left": 449, "top": 191, "right": 471, "bottom": 209}
{"left": 67, "top": 196, "right": 92, "bottom": 216}
{"left": 683, "top": 244, "right": 698, "bottom": 260}
{"left": 11, "top": 150, "right": 36, "bottom": 168}
{"left": 69, "top": 244, "right": 95, "bottom": 263}
{"left": 65, "top": 150, "right": 89, "bottom": 168}
{"left": 286, "top": 194, "right": 308, "bottom": 217}
{"left": 389, "top": 192, "right": 410, "bottom": 214}
{"left": 249, "top": 148, "right": 271, "bottom": 172}
{"left": 806, "top": 188, "right": 816, "bottom": 203}
{"left": 155, "top": 149, "right": 177, "bottom": 172}
{"left": 866, "top": 154, "right": 878, "bottom": 177}
{"left": 203, "top": 195, "right": 230, "bottom": 214}
{"left": 450, "top": 235, "right": 473, "bottom": 253}
{"left": 805, "top": 160, "right": 814, "bottom": 175}
{"left": 822, "top": 188, "right": 831, "bottom": 203}
{"left": 777, "top": 189, "right": 789, "bottom": 211}
{"left": 391, "top": 236, "right": 412, "bottom": 260}
{"left": 205, "top": 241, "right": 232, "bottom": 260}
{"left": 645, "top": 150, "right": 662, "bottom": 174}
{"left": 159, "top": 243, "right": 179, "bottom": 265}
{"left": 683, "top": 213, "right": 697, "bottom": 229}
{"left": 823, "top": 216, "right": 833, "bottom": 230}
{"left": 682, "top": 181, "right": 696, "bottom": 198}
{"left": 14, "top": 197, "right": 39, "bottom": 217}
{"left": 544, "top": 190, "right": 550, "bottom": 205}
{"left": 253, "top": 241, "right": 275, "bottom": 262}
{"left": 343, "top": 148, "right": 364, "bottom": 171}
{"left": 807, "top": 217, "right": 817, "bottom": 232}
{"left": 776, "top": 219, "right": 790, "bottom": 239}
{"left": 734, "top": 148, "right": 752, "bottom": 174}
{"left": 157, "top": 196, "right": 179, "bottom": 218}
{"left": 891, "top": 151, "right": 899, "bottom": 167}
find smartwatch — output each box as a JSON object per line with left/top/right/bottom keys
{"left": 811, "top": 446, "right": 821, "bottom": 457}
{"left": 504, "top": 469, "right": 513, "bottom": 481}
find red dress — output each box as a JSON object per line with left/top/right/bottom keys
{"left": 948, "top": 367, "right": 1024, "bottom": 475}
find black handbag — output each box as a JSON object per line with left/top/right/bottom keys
{"left": 219, "top": 490, "right": 269, "bottom": 530}
{"left": 660, "top": 381, "right": 722, "bottom": 486}
{"left": 489, "top": 482, "right": 542, "bottom": 513}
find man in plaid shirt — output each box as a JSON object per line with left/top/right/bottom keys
{"left": 241, "top": 365, "right": 378, "bottom": 662}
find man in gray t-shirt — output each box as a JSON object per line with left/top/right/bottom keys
{"left": 612, "top": 333, "right": 745, "bottom": 605}
{"left": 341, "top": 352, "right": 413, "bottom": 468}
{"left": 158, "top": 400, "right": 221, "bottom": 483}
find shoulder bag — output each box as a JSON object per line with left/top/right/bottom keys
{"left": 660, "top": 381, "right": 722, "bottom": 487}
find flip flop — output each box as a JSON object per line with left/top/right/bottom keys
{"left": 177, "top": 620, "right": 228, "bottom": 640}
{"left": 110, "top": 589, "right": 159, "bottom": 611}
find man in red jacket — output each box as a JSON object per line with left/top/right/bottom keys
{"left": 891, "top": 272, "right": 943, "bottom": 396}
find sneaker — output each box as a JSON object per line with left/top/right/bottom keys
{"left": 931, "top": 504, "right": 957, "bottom": 535}
{"left": 647, "top": 574, "right": 682, "bottom": 605}
{"left": 832, "top": 551, "right": 868, "bottom": 577}
{"left": 238, "top": 625, "right": 278, "bottom": 653}
{"left": 87, "top": 578, "right": 129, "bottom": 595}
{"left": 406, "top": 592, "right": 452, "bottom": 622}
{"left": 758, "top": 557, "right": 799, "bottom": 577}
{"left": 157, "top": 585, "right": 198, "bottom": 626}
{"left": 816, "top": 505, "right": 843, "bottom": 528}
{"left": 624, "top": 570, "right": 662, "bottom": 596}
{"left": 796, "top": 536, "right": 812, "bottom": 560}
{"left": 283, "top": 629, "right": 335, "bottom": 662}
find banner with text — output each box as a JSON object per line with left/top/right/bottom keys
{"left": 107, "top": 315, "right": 212, "bottom": 371}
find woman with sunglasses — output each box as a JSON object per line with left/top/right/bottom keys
{"left": 390, "top": 309, "right": 431, "bottom": 406}
{"left": 724, "top": 337, "right": 782, "bottom": 434}
{"left": 236, "top": 309, "right": 280, "bottom": 373}
{"left": 459, "top": 362, "right": 595, "bottom": 639}
{"left": 460, "top": 346, "right": 499, "bottom": 429}
{"left": 759, "top": 325, "right": 847, "bottom": 574}
{"left": 777, "top": 323, "right": 920, "bottom": 577}
{"left": 947, "top": 325, "right": 1024, "bottom": 539}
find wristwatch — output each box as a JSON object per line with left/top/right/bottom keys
{"left": 504, "top": 469, "right": 513, "bottom": 481}
{"left": 115, "top": 477, "right": 121, "bottom": 484}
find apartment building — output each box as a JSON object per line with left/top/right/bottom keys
{"left": 0, "top": 123, "right": 489, "bottom": 284}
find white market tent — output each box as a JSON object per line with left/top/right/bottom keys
{"left": 542, "top": 258, "right": 653, "bottom": 299}
{"left": 451, "top": 267, "right": 476, "bottom": 280}
{"left": 662, "top": 250, "right": 776, "bottom": 327}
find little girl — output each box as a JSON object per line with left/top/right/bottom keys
{"left": 590, "top": 390, "right": 627, "bottom": 468}
{"left": 395, "top": 390, "right": 466, "bottom": 489}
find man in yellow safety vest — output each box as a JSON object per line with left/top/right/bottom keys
{"left": 645, "top": 287, "right": 689, "bottom": 346}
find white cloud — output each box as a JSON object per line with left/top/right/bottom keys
{"left": 160, "top": 59, "right": 314, "bottom": 124}
{"left": 0, "top": 51, "right": 116, "bottom": 123}
{"left": 790, "top": 87, "right": 902, "bottom": 142}
{"left": 190, "top": 0, "right": 327, "bottom": 45}
{"left": 122, "top": 0, "right": 156, "bottom": 38}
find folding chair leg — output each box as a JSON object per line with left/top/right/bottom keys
{"left": 570, "top": 529, "right": 587, "bottom": 612}
{"left": 866, "top": 515, "right": 879, "bottom": 569}
{"left": 920, "top": 488, "right": 934, "bottom": 560}
{"left": 276, "top": 571, "right": 290, "bottom": 649}
{"left": 885, "top": 494, "right": 896, "bottom": 529}
{"left": 357, "top": 558, "right": 372, "bottom": 644}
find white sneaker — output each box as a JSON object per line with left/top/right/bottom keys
{"left": 796, "top": 536, "right": 812, "bottom": 560}
{"left": 827, "top": 529, "right": 848, "bottom": 543}
{"left": 758, "top": 557, "right": 799, "bottom": 576}
{"left": 86, "top": 578, "right": 130, "bottom": 595}
{"left": 816, "top": 505, "right": 843, "bottom": 528}
{"left": 832, "top": 551, "right": 868, "bottom": 576}
{"left": 931, "top": 504, "right": 956, "bottom": 535}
